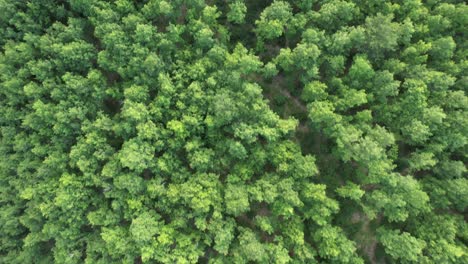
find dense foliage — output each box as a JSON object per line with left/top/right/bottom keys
{"left": 0, "top": 0, "right": 466, "bottom": 263}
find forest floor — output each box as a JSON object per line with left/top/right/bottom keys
{"left": 351, "top": 212, "right": 382, "bottom": 264}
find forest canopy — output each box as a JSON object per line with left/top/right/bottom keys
{"left": 0, "top": 0, "right": 467, "bottom": 263}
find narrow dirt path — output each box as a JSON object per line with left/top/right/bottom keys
{"left": 351, "top": 212, "right": 382, "bottom": 264}
{"left": 277, "top": 86, "right": 308, "bottom": 112}
{"left": 270, "top": 75, "right": 308, "bottom": 112}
